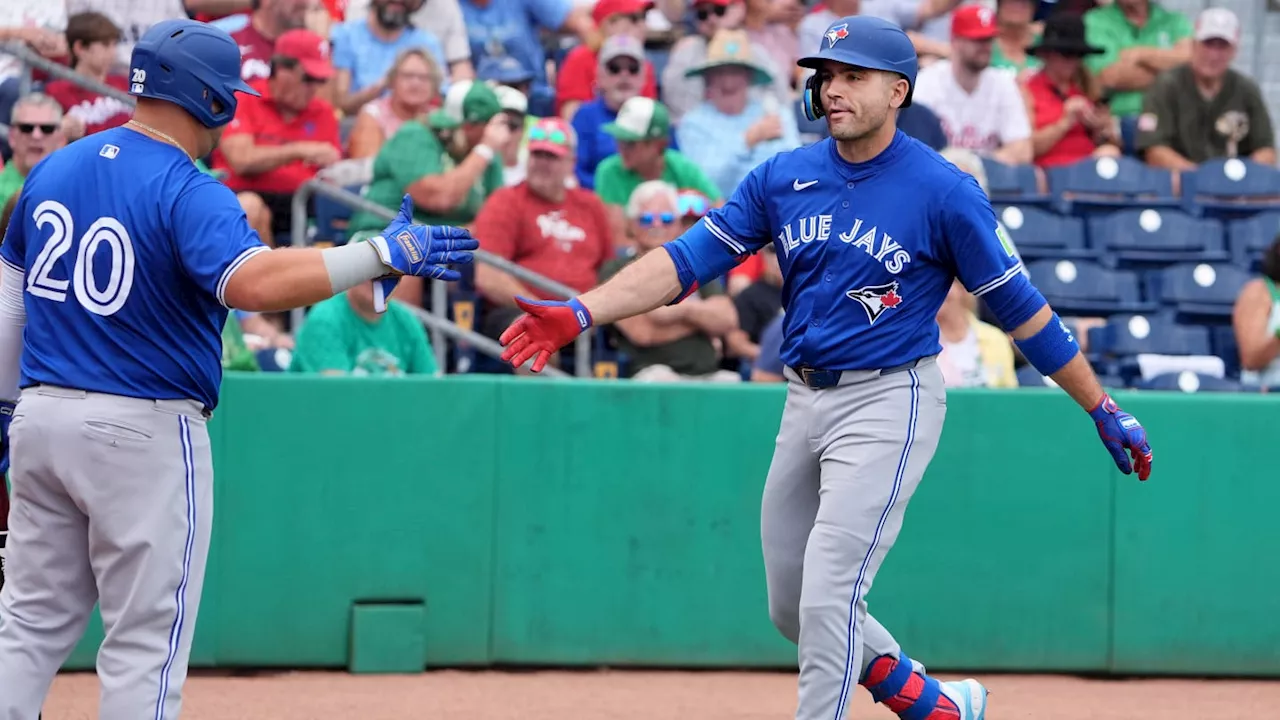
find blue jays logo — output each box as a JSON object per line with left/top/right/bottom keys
{"left": 826, "top": 23, "right": 849, "bottom": 48}
{"left": 846, "top": 282, "right": 903, "bottom": 324}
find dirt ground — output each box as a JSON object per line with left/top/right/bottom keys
{"left": 41, "top": 668, "right": 1280, "bottom": 720}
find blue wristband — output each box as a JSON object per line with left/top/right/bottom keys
{"left": 1014, "top": 312, "right": 1079, "bottom": 377}
{"left": 567, "top": 297, "right": 593, "bottom": 330}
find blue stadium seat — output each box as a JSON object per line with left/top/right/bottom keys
{"left": 1045, "top": 156, "right": 1178, "bottom": 213}
{"left": 1022, "top": 259, "right": 1152, "bottom": 315}
{"left": 1017, "top": 364, "right": 1125, "bottom": 389}
{"left": 1156, "top": 262, "right": 1251, "bottom": 317}
{"left": 313, "top": 186, "right": 360, "bottom": 245}
{"left": 1211, "top": 324, "right": 1241, "bottom": 378}
{"left": 993, "top": 204, "right": 1093, "bottom": 260}
{"left": 1086, "top": 208, "right": 1228, "bottom": 264}
{"left": 981, "top": 157, "right": 1050, "bottom": 205}
{"left": 1226, "top": 211, "right": 1280, "bottom": 270}
{"left": 1135, "top": 371, "right": 1242, "bottom": 392}
{"left": 1089, "top": 314, "right": 1212, "bottom": 357}
{"left": 1181, "top": 158, "right": 1280, "bottom": 216}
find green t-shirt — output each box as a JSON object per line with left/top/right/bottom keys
{"left": 990, "top": 36, "right": 1042, "bottom": 75}
{"left": 1084, "top": 3, "right": 1192, "bottom": 117}
{"left": 0, "top": 164, "right": 25, "bottom": 209}
{"left": 593, "top": 150, "right": 723, "bottom": 207}
{"left": 222, "top": 314, "right": 261, "bottom": 372}
{"left": 600, "top": 254, "right": 725, "bottom": 377}
{"left": 348, "top": 120, "right": 504, "bottom": 234}
{"left": 290, "top": 293, "right": 438, "bottom": 376}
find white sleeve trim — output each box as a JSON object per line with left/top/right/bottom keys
{"left": 702, "top": 217, "right": 747, "bottom": 255}
{"left": 216, "top": 246, "right": 270, "bottom": 309}
{"left": 0, "top": 261, "right": 27, "bottom": 402}
{"left": 971, "top": 262, "right": 1026, "bottom": 297}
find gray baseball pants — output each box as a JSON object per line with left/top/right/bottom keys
{"left": 0, "top": 385, "right": 213, "bottom": 720}
{"left": 762, "top": 356, "right": 947, "bottom": 720}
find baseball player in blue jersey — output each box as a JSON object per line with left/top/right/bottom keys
{"left": 500, "top": 16, "right": 1153, "bottom": 720}
{"left": 0, "top": 19, "right": 476, "bottom": 720}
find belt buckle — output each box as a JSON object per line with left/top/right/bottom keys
{"left": 799, "top": 366, "right": 816, "bottom": 387}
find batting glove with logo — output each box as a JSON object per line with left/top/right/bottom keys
{"left": 0, "top": 400, "right": 13, "bottom": 476}
{"left": 367, "top": 195, "right": 479, "bottom": 312}
{"left": 1089, "top": 394, "right": 1152, "bottom": 481}
{"left": 499, "top": 296, "right": 593, "bottom": 373}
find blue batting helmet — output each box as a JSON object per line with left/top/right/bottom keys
{"left": 797, "top": 16, "right": 918, "bottom": 121}
{"left": 129, "top": 19, "right": 259, "bottom": 129}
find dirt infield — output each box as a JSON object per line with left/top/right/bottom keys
{"left": 42, "top": 669, "right": 1279, "bottom": 719}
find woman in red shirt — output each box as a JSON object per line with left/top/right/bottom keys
{"left": 1021, "top": 13, "right": 1120, "bottom": 167}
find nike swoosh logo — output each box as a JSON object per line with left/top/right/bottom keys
{"left": 793, "top": 179, "right": 818, "bottom": 191}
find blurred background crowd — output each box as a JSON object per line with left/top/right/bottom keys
{"left": 2, "top": 0, "right": 1279, "bottom": 392}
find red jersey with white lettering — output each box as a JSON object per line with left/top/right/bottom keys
{"left": 44, "top": 75, "right": 132, "bottom": 136}
{"left": 231, "top": 23, "right": 276, "bottom": 82}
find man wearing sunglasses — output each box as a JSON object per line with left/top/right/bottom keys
{"left": 215, "top": 29, "right": 342, "bottom": 247}
{"left": 555, "top": 0, "right": 659, "bottom": 121}
{"left": 0, "top": 94, "right": 68, "bottom": 209}
{"left": 501, "top": 16, "right": 1154, "bottom": 720}
{"left": 570, "top": 35, "right": 652, "bottom": 189}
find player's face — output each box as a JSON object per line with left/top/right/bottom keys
{"left": 953, "top": 38, "right": 994, "bottom": 73}
{"left": 8, "top": 104, "right": 65, "bottom": 174}
{"left": 817, "top": 62, "right": 905, "bottom": 142}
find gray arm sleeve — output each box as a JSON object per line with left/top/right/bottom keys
{"left": 0, "top": 261, "right": 27, "bottom": 403}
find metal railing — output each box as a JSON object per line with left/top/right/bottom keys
{"left": 291, "top": 180, "right": 594, "bottom": 377}
{"left": 1, "top": 41, "right": 136, "bottom": 106}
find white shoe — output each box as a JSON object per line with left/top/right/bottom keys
{"left": 940, "top": 679, "right": 988, "bottom": 720}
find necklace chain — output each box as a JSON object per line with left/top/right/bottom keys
{"left": 126, "top": 119, "right": 193, "bottom": 160}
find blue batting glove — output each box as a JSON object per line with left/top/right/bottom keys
{"left": 368, "top": 195, "right": 479, "bottom": 311}
{"left": 1088, "top": 394, "right": 1152, "bottom": 481}
{"left": 0, "top": 400, "right": 14, "bottom": 476}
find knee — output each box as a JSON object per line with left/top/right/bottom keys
{"left": 768, "top": 592, "right": 801, "bottom": 643}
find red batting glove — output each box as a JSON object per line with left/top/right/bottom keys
{"left": 498, "top": 296, "right": 593, "bottom": 373}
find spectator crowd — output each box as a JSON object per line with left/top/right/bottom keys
{"left": 0, "top": 0, "right": 1277, "bottom": 389}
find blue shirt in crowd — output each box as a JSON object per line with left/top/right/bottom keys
{"left": 331, "top": 20, "right": 449, "bottom": 94}
{"left": 676, "top": 99, "right": 802, "bottom": 200}
{"left": 461, "top": 0, "right": 573, "bottom": 91}
{"left": 571, "top": 97, "right": 680, "bottom": 189}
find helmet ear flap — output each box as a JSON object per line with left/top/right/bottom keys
{"left": 802, "top": 72, "right": 824, "bottom": 122}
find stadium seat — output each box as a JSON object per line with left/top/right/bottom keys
{"left": 1045, "top": 156, "right": 1178, "bottom": 213}
{"left": 1135, "top": 371, "right": 1242, "bottom": 393}
{"left": 1211, "top": 324, "right": 1241, "bottom": 378}
{"left": 1156, "top": 262, "right": 1251, "bottom": 317}
{"left": 1016, "top": 364, "right": 1125, "bottom": 389}
{"left": 1022, "top": 259, "right": 1153, "bottom": 315}
{"left": 981, "top": 157, "right": 1050, "bottom": 205}
{"left": 1226, "top": 211, "right": 1280, "bottom": 270}
{"left": 1086, "top": 208, "right": 1228, "bottom": 264}
{"left": 993, "top": 204, "right": 1093, "bottom": 260}
{"left": 1181, "top": 158, "right": 1280, "bottom": 216}
{"left": 1089, "top": 314, "right": 1212, "bottom": 357}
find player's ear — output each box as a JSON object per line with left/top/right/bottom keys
{"left": 887, "top": 75, "right": 909, "bottom": 110}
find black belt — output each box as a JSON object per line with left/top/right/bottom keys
{"left": 790, "top": 359, "right": 921, "bottom": 390}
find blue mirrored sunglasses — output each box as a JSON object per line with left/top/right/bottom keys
{"left": 678, "top": 194, "right": 709, "bottom": 218}
{"left": 639, "top": 212, "right": 676, "bottom": 227}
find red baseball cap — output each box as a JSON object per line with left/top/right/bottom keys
{"left": 527, "top": 117, "right": 576, "bottom": 157}
{"left": 275, "top": 29, "right": 334, "bottom": 80}
{"left": 951, "top": 5, "right": 998, "bottom": 40}
{"left": 591, "top": 0, "right": 654, "bottom": 25}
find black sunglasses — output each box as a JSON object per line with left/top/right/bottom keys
{"left": 606, "top": 60, "right": 641, "bottom": 75}
{"left": 695, "top": 5, "right": 727, "bottom": 21}
{"left": 303, "top": 74, "right": 327, "bottom": 85}
{"left": 15, "top": 122, "right": 57, "bottom": 135}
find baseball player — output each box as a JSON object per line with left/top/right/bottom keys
{"left": 0, "top": 19, "right": 476, "bottom": 720}
{"left": 499, "top": 16, "right": 1153, "bottom": 720}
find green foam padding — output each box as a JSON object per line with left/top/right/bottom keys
{"left": 349, "top": 603, "right": 426, "bottom": 674}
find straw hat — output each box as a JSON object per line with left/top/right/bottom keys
{"left": 684, "top": 29, "right": 773, "bottom": 86}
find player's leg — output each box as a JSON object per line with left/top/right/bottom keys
{"left": 792, "top": 358, "right": 976, "bottom": 720}
{"left": 0, "top": 389, "right": 100, "bottom": 720}
{"left": 69, "top": 394, "right": 214, "bottom": 720}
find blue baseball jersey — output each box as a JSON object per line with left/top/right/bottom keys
{"left": 0, "top": 127, "right": 267, "bottom": 410}
{"left": 666, "top": 130, "right": 1045, "bottom": 371}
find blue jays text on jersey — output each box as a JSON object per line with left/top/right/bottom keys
{"left": 664, "top": 130, "right": 1047, "bottom": 371}
{"left": 0, "top": 127, "right": 267, "bottom": 410}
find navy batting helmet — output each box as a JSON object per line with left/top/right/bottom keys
{"left": 129, "top": 19, "right": 259, "bottom": 129}
{"left": 797, "top": 16, "right": 918, "bottom": 121}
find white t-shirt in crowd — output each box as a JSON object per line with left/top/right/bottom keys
{"left": 912, "top": 59, "right": 1030, "bottom": 154}
{"left": 0, "top": 0, "right": 67, "bottom": 81}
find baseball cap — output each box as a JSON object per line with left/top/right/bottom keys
{"left": 427, "top": 80, "right": 501, "bottom": 129}
{"left": 951, "top": 5, "right": 998, "bottom": 41}
{"left": 592, "top": 0, "right": 654, "bottom": 24}
{"left": 493, "top": 83, "right": 528, "bottom": 114}
{"left": 477, "top": 55, "right": 535, "bottom": 85}
{"left": 598, "top": 34, "right": 646, "bottom": 66}
{"left": 275, "top": 29, "right": 333, "bottom": 80}
{"left": 527, "top": 117, "right": 576, "bottom": 157}
{"left": 1194, "top": 7, "right": 1239, "bottom": 44}
{"left": 602, "top": 97, "right": 670, "bottom": 142}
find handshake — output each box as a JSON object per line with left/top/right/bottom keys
{"left": 365, "top": 195, "right": 480, "bottom": 312}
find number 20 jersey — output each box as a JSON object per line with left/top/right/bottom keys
{"left": 0, "top": 127, "right": 267, "bottom": 411}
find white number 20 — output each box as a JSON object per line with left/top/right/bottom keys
{"left": 27, "top": 200, "right": 135, "bottom": 317}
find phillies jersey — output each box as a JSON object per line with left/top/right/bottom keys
{"left": 666, "top": 130, "right": 1042, "bottom": 371}
{"left": 0, "top": 127, "right": 267, "bottom": 410}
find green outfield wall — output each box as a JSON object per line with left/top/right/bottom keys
{"left": 57, "top": 375, "right": 1280, "bottom": 676}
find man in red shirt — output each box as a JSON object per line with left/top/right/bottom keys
{"left": 44, "top": 12, "right": 132, "bottom": 139}
{"left": 555, "top": 0, "right": 659, "bottom": 121}
{"left": 472, "top": 117, "right": 614, "bottom": 352}
{"left": 215, "top": 29, "right": 342, "bottom": 246}
{"left": 231, "top": 0, "right": 313, "bottom": 82}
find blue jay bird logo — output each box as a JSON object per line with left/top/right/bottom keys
{"left": 826, "top": 23, "right": 849, "bottom": 48}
